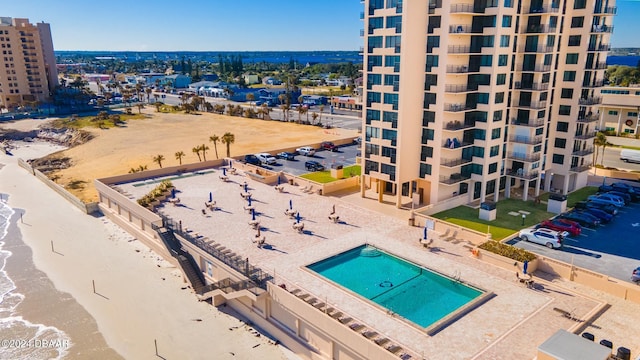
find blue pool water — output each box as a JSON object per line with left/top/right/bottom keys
{"left": 307, "top": 245, "right": 483, "bottom": 329}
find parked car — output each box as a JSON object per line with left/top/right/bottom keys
{"left": 276, "top": 151, "right": 296, "bottom": 160}
{"left": 558, "top": 210, "right": 601, "bottom": 228}
{"left": 620, "top": 149, "right": 640, "bottom": 163}
{"left": 605, "top": 190, "right": 632, "bottom": 204}
{"left": 255, "top": 152, "right": 277, "bottom": 165}
{"left": 244, "top": 154, "right": 261, "bottom": 166}
{"left": 574, "top": 207, "right": 614, "bottom": 224}
{"left": 611, "top": 182, "right": 640, "bottom": 194}
{"left": 305, "top": 160, "right": 325, "bottom": 171}
{"left": 587, "top": 194, "right": 625, "bottom": 208}
{"left": 575, "top": 201, "right": 618, "bottom": 215}
{"left": 632, "top": 267, "right": 640, "bottom": 283}
{"left": 296, "top": 146, "right": 316, "bottom": 156}
{"left": 321, "top": 141, "right": 338, "bottom": 152}
{"left": 599, "top": 184, "right": 640, "bottom": 200}
{"left": 539, "top": 219, "right": 582, "bottom": 237}
{"left": 519, "top": 228, "right": 566, "bottom": 249}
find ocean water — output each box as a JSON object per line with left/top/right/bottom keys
{"left": 0, "top": 201, "right": 71, "bottom": 360}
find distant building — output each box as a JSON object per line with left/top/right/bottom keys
{"left": 598, "top": 86, "right": 640, "bottom": 135}
{"left": 201, "top": 73, "right": 219, "bottom": 81}
{"left": 0, "top": 17, "right": 58, "bottom": 110}
{"left": 162, "top": 74, "right": 191, "bottom": 89}
{"left": 256, "top": 88, "right": 301, "bottom": 105}
{"left": 243, "top": 74, "right": 259, "bottom": 85}
{"left": 262, "top": 76, "right": 282, "bottom": 86}
{"left": 136, "top": 73, "right": 166, "bottom": 87}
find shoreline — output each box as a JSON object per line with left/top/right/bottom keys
{"left": 0, "top": 142, "right": 293, "bottom": 359}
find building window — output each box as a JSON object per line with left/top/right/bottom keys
{"left": 489, "top": 163, "right": 498, "bottom": 174}
{"left": 556, "top": 122, "right": 569, "bottom": 132}
{"left": 608, "top": 110, "right": 618, "bottom": 116}
{"left": 502, "top": 15, "right": 512, "bottom": 27}
{"left": 385, "top": 35, "right": 401, "bottom": 50}
{"left": 491, "top": 128, "right": 501, "bottom": 139}
{"left": 563, "top": 71, "right": 576, "bottom": 81}
{"left": 420, "top": 146, "right": 433, "bottom": 160}
{"left": 566, "top": 53, "right": 579, "bottom": 64}
{"left": 420, "top": 163, "right": 432, "bottom": 177}
{"left": 495, "top": 92, "right": 504, "bottom": 104}
{"left": 500, "top": 35, "right": 510, "bottom": 47}
{"left": 493, "top": 110, "right": 503, "bottom": 122}
{"left": 504, "top": 0, "right": 513, "bottom": 7}
{"left": 552, "top": 154, "right": 564, "bottom": 164}
{"left": 366, "top": 109, "right": 380, "bottom": 122}
{"left": 574, "top": 0, "right": 586, "bottom": 9}
{"left": 498, "top": 54, "right": 508, "bottom": 66}
{"left": 628, "top": 112, "right": 638, "bottom": 117}
{"left": 496, "top": 73, "right": 506, "bottom": 85}
{"left": 554, "top": 138, "right": 566, "bottom": 149}
{"left": 490, "top": 145, "right": 500, "bottom": 157}
{"left": 571, "top": 17, "right": 584, "bottom": 28}
{"left": 568, "top": 35, "right": 581, "bottom": 46}
{"left": 560, "top": 89, "right": 574, "bottom": 99}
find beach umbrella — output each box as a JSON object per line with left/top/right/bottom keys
{"left": 257, "top": 227, "right": 260, "bottom": 237}
{"left": 277, "top": 176, "right": 281, "bottom": 185}
{"left": 252, "top": 208, "right": 256, "bottom": 221}
{"left": 248, "top": 196, "right": 252, "bottom": 206}
{"left": 223, "top": 167, "right": 226, "bottom": 176}
{"left": 229, "top": 160, "right": 233, "bottom": 168}
{"left": 523, "top": 260, "right": 529, "bottom": 275}
{"left": 332, "top": 204, "right": 336, "bottom": 214}
{"left": 423, "top": 227, "right": 427, "bottom": 240}
{"left": 244, "top": 182, "right": 248, "bottom": 192}
{"left": 209, "top": 192, "right": 212, "bottom": 202}
{"left": 289, "top": 199, "right": 293, "bottom": 210}
{"left": 171, "top": 188, "right": 176, "bottom": 198}
{"left": 296, "top": 212, "right": 301, "bottom": 224}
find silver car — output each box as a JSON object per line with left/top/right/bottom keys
{"left": 519, "top": 227, "right": 566, "bottom": 249}
{"left": 255, "top": 153, "right": 277, "bottom": 165}
{"left": 296, "top": 146, "right": 316, "bottom": 156}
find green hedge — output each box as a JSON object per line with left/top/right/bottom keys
{"left": 137, "top": 180, "right": 173, "bottom": 208}
{"left": 478, "top": 240, "right": 536, "bottom": 262}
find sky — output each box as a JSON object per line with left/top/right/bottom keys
{"left": 1, "top": 0, "right": 639, "bottom": 51}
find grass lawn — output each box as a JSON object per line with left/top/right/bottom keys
{"left": 538, "top": 186, "right": 598, "bottom": 207}
{"left": 51, "top": 113, "right": 146, "bottom": 129}
{"left": 300, "top": 165, "right": 360, "bottom": 184}
{"left": 431, "top": 198, "right": 554, "bottom": 240}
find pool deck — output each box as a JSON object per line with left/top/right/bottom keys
{"left": 118, "top": 168, "right": 640, "bottom": 359}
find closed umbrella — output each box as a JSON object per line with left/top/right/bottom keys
{"left": 296, "top": 212, "right": 301, "bottom": 223}
{"left": 423, "top": 227, "right": 427, "bottom": 240}
{"left": 289, "top": 199, "right": 293, "bottom": 210}
{"left": 171, "top": 188, "right": 176, "bottom": 198}
{"left": 277, "top": 177, "right": 281, "bottom": 185}
{"left": 248, "top": 196, "right": 252, "bottom": 206}
{"left": 252, "top": 208, "right": 256, "bottom": 221}
{"left": 222, "top": 168, "right": 226, "bottom": 176}
{"left": 244, "top": 183, "right": 248, "bottom": 192}
{"left": 209, "top": 192, "right": 212, "bottom": 202}
{"left": 523, "top": 260, "right": 529, "bottom": 275}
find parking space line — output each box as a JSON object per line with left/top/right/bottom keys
{"left": 581, "top": 227, "right": 597, "bottom": 232}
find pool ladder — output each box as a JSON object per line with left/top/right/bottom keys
{"left": 452, "top": 270, "right": 461, "bottom": 282}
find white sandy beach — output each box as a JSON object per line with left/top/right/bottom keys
{"left": 0, "top": 141, "right": 295, "bottom": 360}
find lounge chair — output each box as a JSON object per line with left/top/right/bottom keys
{"left": 275, "top": 185, "right": 284, "bottom": 192}
{"left": 362, "top": 330, "right": 378, "bottom": 339}
{"left": 253, "top": 236, "right": 266, "bottom": 248}
{"left": 445, "top": 230, "right": 458, "bottom": 242}
{"left": 420, "top": 238, "right": 434, "bottom": 248}
{"left": 349, "top": 323, "right": 364, "bottom": 331}
{"left": 329, "top": 214, "right": 340, "bottom": 223}
{"left": 438, "top": 228, "right": 450, "bottom": 240}
{"left": 244, "top": 205, "right": 255, "bottom": 213}
{"left": 201, "top": 209, "right": 207, "bottom": 215}
{"left": 219, "top": 175, "right": 229, "bottom": 182}
{"left": 305, "top": 185, "right": 314, "bottom": 193}
{"left": 293, "top": 222, "right": 305, "bottom": 233}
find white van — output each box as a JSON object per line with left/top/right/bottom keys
{"left": 620, "top": 149, "right": 640, "bottom": 163}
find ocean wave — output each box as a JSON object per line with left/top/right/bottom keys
{"left": 0, "top": 201, "right": 72, "bottom": 359}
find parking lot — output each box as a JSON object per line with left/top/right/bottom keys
{"left": 509, "top": 202, "right": 640, "bottom": 283}
{"left": 257, "top": 143, "right": 360, "bottom": 176}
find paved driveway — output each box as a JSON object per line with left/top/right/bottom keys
{"left": 509, "top": 202, "right": 640, "bottom": 283}
{"left": 259, "top": 143, "right": 360, "bottom": 176}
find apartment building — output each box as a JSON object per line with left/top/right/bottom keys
{"left": 360, "top": 0, "right": 614, "bottom": 209}
{"left": 0, "top": 17, "right": 58, "bottom": 110}
{"left": 598, "top": 85, "right": 640, "bottom": 136}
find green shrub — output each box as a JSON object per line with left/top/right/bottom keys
{"left": 137, "top": 180, "right": 173, "bottom": 208}
{"left": 478, "top": 240, "right": 537, "bottom": 262}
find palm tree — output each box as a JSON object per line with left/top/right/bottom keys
{"left": 312, "top": 112, "right": 319, "bottom": 125}
{"left": 297, "top": 106, "right": 304, "bottom": 123}
{"left": 145, "top": 87, "right": 152, "bottom": 103}
{"left": 246, "top": 93, "right": 255, "bottom": 110}
{"left": 153, "top": 154, "right": 165, "bottom": 168}
{"left": 175, "top": 150, "right": 185, "bottom": 165}
{"left": 593, "top": 132, "right": 607, "bottom": 166}
{"left": 319, "top": 104, "right": 325, "bottom": 124}
{"left": 601, "top": 140, "right": 612, "bottom": 166}
{"left": 201, "top": 144, "right": 210, "bottom": 161}
{"left": 209, "top": 134, "right": 220, "bottom": 159}
{"left": 192, "top": 146, "right": 202, "bottom": 162}
{"left": 278, "top": 93, "right": 286, "bottom": 106}
{"left": 222, "top": 132, "right": 235, "bottom": 157}
{"left": 226, "top": 103, "right": 235, "bottom": 116}
{"left": 261, "top": 103, "right": 270, "bottom": 120}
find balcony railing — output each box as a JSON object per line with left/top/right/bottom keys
{"left": 442, "top": 138, "right": 473, "bottom": 148}
{"left": 591, "top": 25, "right": 614, "bottom": 33}
{"left": 520, "top": 24, "right": 557, "bottom": 34}
{"left": 509, "top": 135, "right": 543, "bottom": 145}
{"left": 519, "top": 45, "right": 555, "bottom": 53}
{"left": 450, "top": 3, "right": 476, "bottom": 13}
{"left": 514, "top": 82, "right": 549, "bottom": 91}
{"left": 507, "top": 152, "right": 541, "bottom": 162}
{"left": 445, "top": 83, "right": 479, "bottom": 93}
{"left": 572, "top": 147, "right": 595, "bottom": 156}
{"left": 577, "top": 114, "right": 598, "bottom": 123}
{"left": 444, "top": 120, "right": 475, "bottom": 130}
{"left": 570, "top": 163, "right": 593, "bottom": 172}
{"left": 507, "top": 169, "right": 539, "bottom": 180}
{"left": 579, "top": 97, "right": 602, "bottom": 105}
{"left": 449, "top": 25, "right": 473, "bottom": 33}
{"left": 512, "top": 101, "right": 547, "bottom": 110}
{"left": 524, "top": 3, "right": 560, "bottom": 14}
{"left": 440, "top": 158, "right": 472, "bottom": 167}
{"left": 446, "top": 65, "right": 472, "bottom": 73}
{"left": 594, "top": 62, "right": 608, "bottom": 69}
{"left": 444, "top": 103, "right": 476, "bottom": 112}
{"left": 510, "top": 118, "right": 545, "bottom": 127}
{"left": 582, "top": 80, "right": 604, "bottom": 88}
{"left": 439, "top": 173, "right": 471, "bottom": 185}
{"left": 588, "top": 44, "right": 610, "bottom": 52}
{"left": 594, "top": 6, "right": 617, "bottom": 14}
{"left": 574, "top": 131, "right": 596, "bottom": 140}
{"left": 517, "top": 64, "right": 551, "bottom": 72}
{"left": 448, "top": 45, "right": 473, "bottom": 54}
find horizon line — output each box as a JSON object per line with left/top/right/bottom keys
{"left": 55, "top": 49, "right": 362, "bottom": 53}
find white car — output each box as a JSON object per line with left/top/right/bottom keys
{"left": 255, "top": 153, "right": 277, "bottom": 165}
{"left": 296, "top": 146, "right": 316, "bottom": 156}
{"left": 587, "top": 194, "right": 625, "bottom": 208}
{"left": 518, "top": 227, "right": 566, "bottom": 249}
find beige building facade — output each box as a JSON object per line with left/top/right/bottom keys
{"left": 0, "top": 17, "right": 58, "bottom": 110}
{"left": 598, "top": 85, "right": 640, "bottom": 135}
{"left": 361, "top": 0, "right": 614, "bottom": 208}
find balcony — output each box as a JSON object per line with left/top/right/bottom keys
{"left": 439, "top": 173, "right": 471, "bottom": 185}
{"left": 591, "top": 25, "right": 614, "bottom": 33}
{"left": 582, "top": 80, "right": 604, "bottom": 88}
{"left": 448, "top": 45, "right": 473, "bottom": 54}
{"left": 512, "top": 101, "right": 547, "bottom": 110}
{"left": 519, "top": 45, "right": 555, "bottom": 53}
{"left": 579, "top": 97, "right": 602, "bottom": 105}
{"left": 523, "top": 4, "right": 560, "bottom": 14}
{"left": 507, "top": 152, "right": 541, "bottom": 162}
{"left": 571, "top": 163, "right": 593, "bottom": 172}
{"left": 514, "top": 82, "right": 549, "bottom": 91}
{"left": 594, "top": 62, "right": 608, "bottom": 70}
{"left": 520, "top": 24, "right": 557, "bottom": 34}
{"left": 588, "top": 44, "right": 610, "bottom": 52}
{"left": 574, "top": 131, "right": 596, "bottom": 140}
{"left": 442, "top": 137, "right": 473, "bottom": 149}
{"left": 510, "top": 118, "right": 545, "bottom": 127}
{"left": 440, "top": 158, "right": 472, "bottom": 167}
{"left": 572, "top": 147, "right": 595, "bottom": 156}
{"left": 444, "top": 103, "right": 476, "bottom": 112}
{"left": 450, "top": 3, "right": 476, "bottom": 13}
{"left": 577, "top": 114, "right": 598, "bottom": 123}
{"left": 444, "top": 120, "right": 475, "bottom": 131}
{"left": 446, "top": 65, "right": 472, "bottom": 73}
{"left": 445, "top": 83, "right": 479, "bottom": 93}
{"left": 449, "top": 25, "right": 473, "bottom": 34}
{"left": 594, "top": 6, "right": 617, "bottom": 14}
{"left": 517, "top": 64, "right": 551, "bottom": 72}
{"left": 509, "top": 135, "right": 543, "bottom": 145}
{"left": 507, "top": 169, "right": 539, "bottom": 180}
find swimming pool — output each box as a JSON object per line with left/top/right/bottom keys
{"left": 307, "top": 245, "right": 486, "bottom": 331}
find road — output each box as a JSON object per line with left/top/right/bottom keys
{"left": 598, "top": 146, "right": 640, "bottom": 172}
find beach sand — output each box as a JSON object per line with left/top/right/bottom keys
{"left": 1, "top": 141, "right": 295, "bottom": 359}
